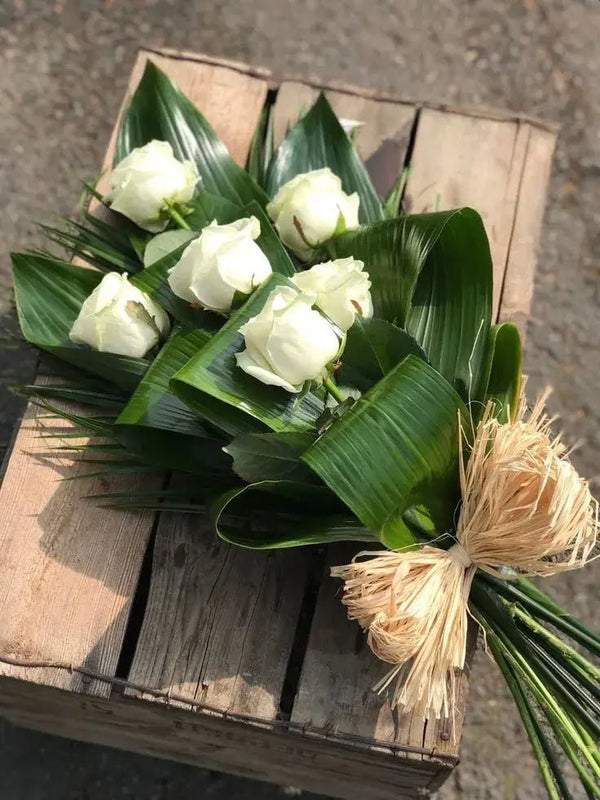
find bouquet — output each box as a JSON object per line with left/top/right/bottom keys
{"left": 11, "top": 61, "right": 599, "bottom": 797}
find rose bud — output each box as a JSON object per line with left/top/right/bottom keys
{"left": 167, "top": 216, "right": 272, "bottom": 313}
{"left": 292, "top": 257, "right": 373, "bottom": 331}
{"left": 236, "top": 286, "right": 341, "bottom": 393}
{"left": 267, "top": 168, "right": 359, "bottom": 260}
{"left": 106, "top": 140, "right": 197, "bottom": 232}
{"left": 69, "top": 272, "right": 170, "bottom": 358}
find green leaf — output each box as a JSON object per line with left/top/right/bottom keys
{"left": 382, "top": 166, "right": 409, "bottom": 219}
{"left": 116, "top": 327, "right": 214, "bottom": 437}
{"left": 211, "top": 480, "right": 373, "bottom": 549}
{"left": 302, "top": 355, "right": 468, "bottom": 548}
{"left": 247, "top": 103, "right": 273, "bottom": 188}
{"left": 116, "top": 60, "right": 268, "bottom": 208}
{"left": 143, "top": 230, "right": 197, "bottom": 267}
{"left": 185, "top": 192, "right": 243, "bottom": 230}
{"left": 480, "top": 323, "right": 522, "bottom": 422}
{"left": 224, "top": 431, "right": 316, "bottom": 482}
{"left": 266, "top": 93, "right": 383, "bottom": 223}
{"left": 171, "top": 274, "right": 326, "bottom": 434}
{"left": 325, "top": 208, "right": 493, "bottom": 400}
{"left": 12, "top": 252, "right": 148, "bottom": 392}
{"left": 339, "top": 316, "right": 427, "bottom": 392}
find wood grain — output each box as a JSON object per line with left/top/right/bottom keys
{"left": 498, "top": 125, "right": 556, "bottom": 335}
{"left": 127, "top": 498, "right": 309, "bottom": 719}
{"left": 0, "top": 677, "right": 451, "bottom": 800}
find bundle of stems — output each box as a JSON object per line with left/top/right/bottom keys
{"left": 472, "top": 575, "right": 600, "bottom": 799}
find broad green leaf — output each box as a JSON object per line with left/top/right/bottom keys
{"left": 113, "top": 424, "right": 231, "bottom": 481}
{"left": 339, "top": 316, "right": 427, "bottom": 392}
{"left": 302, "top": 355, "right": 468, "bottom": 548}
{"left": 211, "top": 480, "right": 373, "bottom": 549}
{"left": 224, "top": 431, "right": 316, "bottom": 482}
{"left": 171, "top": 274, "right": 326, "bottom": 433}
{"left": 266, "top": 93, "right": 383, "bottom": 223}
{"left": 116, "top": 60, "right": 268, "bottom": 208}
{"left": 185, "top": 192, "right": 243, "bottom": 230}
{"left": 480, "top": 323, "right": 522, "bottom": 423}
{"left": 143, "top": 230, "right": 197, "bottom": 267}
{"left": 12, "top": 252, "right": 147, "bottom": 392}
{"left": 324, "top": 208, "right": 493, "bottom": 400}
{"left": 116, "top": 327, "right": 214, "bottom": 436}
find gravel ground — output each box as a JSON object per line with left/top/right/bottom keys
{"left": 1, "top": 1, "right": 599, "bottom": 798}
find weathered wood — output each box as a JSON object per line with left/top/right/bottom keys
{"left": 498, "top": 125, "right": 556, "bottom": 334}
{"left": 127, "top": 498, "right": 309, "bottom": 719}
{"left": 0, "top": 677, "right": 451, "bottom": 800}
{"left": 0, "top": 396, "right": 158, "bottom": 697}
{"left": 0, "top": 52, "right": 269, "bottom": 700}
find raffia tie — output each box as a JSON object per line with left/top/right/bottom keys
{"left": 331, "top": 393, "right": 599, "bottom": 720}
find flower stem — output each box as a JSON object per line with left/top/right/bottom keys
{"left": 512, "top": 604, "right": 600, "bottom": 684}
{"left": 165, "top": 202, "right": 191, "bottom": 230}
{"left": 324, "top": 377, "right": 345, "bottom": 404}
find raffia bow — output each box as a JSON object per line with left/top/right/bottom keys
{"left": 331, "top": 394, "right": 598, "bottom": 720}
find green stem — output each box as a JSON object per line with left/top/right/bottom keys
{"left": 488, "top": 635, "right": 572, "bottom": 800}
{"left": 482, "top": 574, "right": 600, "bottom": 656}
{"left": 512, "top": 605, "right": 600, "bottom": 683}
{"left": 324, "top": 377, "right": 345, "bottom": 404}
{"left": 480, "top": 610, "right": 600, "bottom": 791}
{"left": 165, "top": 203, "right": 191, "bottom": 230}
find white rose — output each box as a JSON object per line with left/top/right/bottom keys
{"left": 69, "top": 272, "right": 170, "bottom": 358}
{"left": 266, "top": 168, "right": 360, "bottom": 260}
{"left": 292, "top": 257, "right": 373, "bottom": 331}
{"left": 167, "top": 216, "right": 272, "bottom": 313}
{"left": 106, "top": 140, "right": 197, "bottom": 232}
{"left": 236, "top": 286, "right": 341, "bottom": 393}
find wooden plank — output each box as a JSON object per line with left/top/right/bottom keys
{"left": 0, "top": 52, "right": 269, "bottom": 698}
{"left": 272, "top": 81, "right": 416, "bottom": 196}
{"left": 127, "top": 498, "right": 309, "bottom": 719}
{"left": 0, "top": 400, "right": 159, "bottom": 696}
{"left": 498, "top": 125, "right": 556, "bottom": 335}
{"left": 404, "top": 108, "right": 528, "bottom": 318}
{"left": 0, "top": 677, "right": 452, "bottom": 800}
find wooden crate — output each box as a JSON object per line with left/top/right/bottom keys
{"left": 0, "top": 48, "right": 556, "bottom": 800}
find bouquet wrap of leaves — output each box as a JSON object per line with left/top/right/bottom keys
{"left": 11, "top": 62, "right": 600, "bottom": 798}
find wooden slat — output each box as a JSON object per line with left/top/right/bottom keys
{"left": 127, "top": 500, "right": 309, "bottom": 719}
{"left": 498, "top": 125, "right": 556, "bottom": 334}
{"left": 0, "top": 51, "right": 269, "bottom": 698}
{"left": 0, "top": 678, "right": 450, "bottom": 800}
{"left": 272, "top": 81, "right": 416, "bottom": 197}
{"left": 404, "top": 109, "right": 528, "bottom": 318}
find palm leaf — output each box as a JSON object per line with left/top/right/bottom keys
{"left": 323, "top": 208, "right": 493, "bottom": 401}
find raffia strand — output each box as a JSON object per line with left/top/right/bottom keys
{"left": 331, "top": 393, "right": 598, "bottom": 720}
